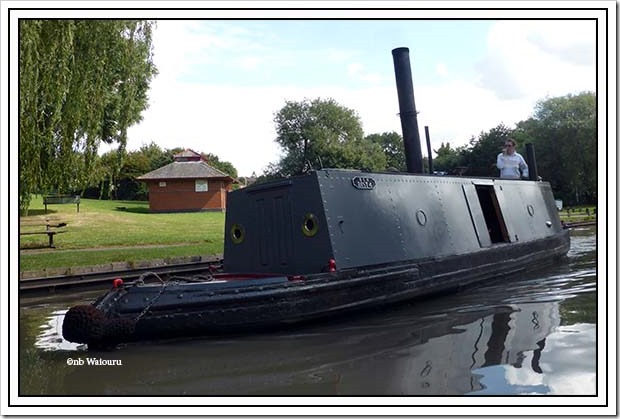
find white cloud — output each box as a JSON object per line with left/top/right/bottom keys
{"left": 476, "top": 20, "right": 595, "bottom": 100}
{"left": 504, "top": 324, "right": 597, "bottom": 395}
{"left": 236, "top": 55, "right": 264, "bottom": 71}
{"left": 347, "top": 62, "right": 383, "bottom": 84}
{"left": 124, "top": 82, "right": 285, "bottom": 177}
{"left": 435, "top": 62, "right": 449, "bottom": 78}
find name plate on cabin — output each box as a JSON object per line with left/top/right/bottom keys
{"left": 351, "top": 176, "right": 376, "bottom": 190}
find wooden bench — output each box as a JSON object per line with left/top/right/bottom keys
{"left": 43, "top": 195, "right": 80, "bottom": 213}
{"left": 20, "top": 221, "right": 67, "bottom": 248}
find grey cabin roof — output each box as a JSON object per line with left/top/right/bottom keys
{"left": 138, "top": 156, "right": 232, "bottom": 181}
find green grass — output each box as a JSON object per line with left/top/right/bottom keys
{"left": 558, "top": 205, "right": 597, "bottom": 223}
{"left": 19, "top": 196, "right": 225, "bottom": 272}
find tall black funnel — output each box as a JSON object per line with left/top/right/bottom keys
{"left": 392, "top": 47, "right": 424, "bottom": 174}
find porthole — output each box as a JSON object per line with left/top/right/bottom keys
{"left": 302, "top": 213, "right": 319, "bottom": 237}
{"left": 230, "top": 223, "right": 245, "bottom": 244}
{"left": 527, "top": 204, "right": 535, "bottom": 217}
{"left": 416, "top": 209, "right": 427, "bottom": 226}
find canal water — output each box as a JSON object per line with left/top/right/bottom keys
{"left": 17, "top": 227, "right": 599, "bottom": 402}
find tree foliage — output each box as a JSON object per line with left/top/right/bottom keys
{"left": 19, "top": 20, "right": 157, "bottom": 213}
{"left": 265, "top": 93, "right": 596, "bottom": 205}
{"left": 515, "top": 92, "right": 596, "bottom": 204}
{"left": 464, "top": 124, "right": 514, "bottom": 177}
{"left": 432, "top": 142, "right": 467, "bottom": 173}
{"left": 365, "top": 131, "right": 406, "bottom": 171}
{"left": 267, "top": 98, "right": 386, "bottom": 178}
{"left": 201, "top": 153, "right": 238, "bottom": 179}
{"left": 428, "top": 93, "right": 596, "bottom": 205}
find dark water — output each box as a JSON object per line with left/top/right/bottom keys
{"left": 18, "top": 227, "right": 598, "bottom": 397}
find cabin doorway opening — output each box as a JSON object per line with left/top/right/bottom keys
{"left": 475, "top": 185, "right": 509, "bottom": 244}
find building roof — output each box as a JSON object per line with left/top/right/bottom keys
{"left": 173, "top": 149, "right": 202, "bottom": 161}
{"left": 138, "top": 160, "right": 233, "bottom": 181}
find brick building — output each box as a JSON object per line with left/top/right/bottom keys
{"left": 138, "top": 149, "right": 234, "bottom": 212}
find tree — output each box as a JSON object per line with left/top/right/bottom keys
{"left": 365, "top": 131, "right": 406, "bottom": 171}
{"left": 19, "top": 20, "right": 157, "bottom": 213}
{"left": 515, "top": 92, "right": 596, "bottom": 204}
{"left": 201, "top": 153, "right": 238, "bottom": 179}
{"left": 88, "top": 151, "right": 118, "bottom": 200}
{"left": 269, "top": 98, "right": 386, "bottom": 177}
{"left": 432, "top": 142, "right": 467, "bottom": 173}
{"left": 464, "top": 124, "right": 514, "bottom": 177}
{"left": 83, "top": 144, "right": 162, "bottom": 200}
{"left": 140, "top": 142, "right": 174, "bottom": 172}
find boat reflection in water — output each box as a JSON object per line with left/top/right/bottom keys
{"left": 32, "top": 260, "right": 595, "bottom": 396}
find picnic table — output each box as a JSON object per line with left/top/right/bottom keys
{"left": 20, "top": 219, "right": 68, "bottom": 248}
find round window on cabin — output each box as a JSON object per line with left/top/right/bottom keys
{"left": 416, "top": 209, "right": 427, "bottom": 226}
{"left": 302, "top": 214, "right": 319, "bottom": 237}
{"left": 527, "top": 204, "right": 535, "bottom": 216}
{"left": 230, "top": 224, "right": 245, "bottom": 244}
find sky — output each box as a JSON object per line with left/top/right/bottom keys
{"left": 101, "top": 15, "right": 598, "bottom": 177}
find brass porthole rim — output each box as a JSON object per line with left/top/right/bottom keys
{"left": 302, "top": 213, "right": 319, "bottom": 237}
{"left": 230, "top": 223, "right": 245, "bottom": 244}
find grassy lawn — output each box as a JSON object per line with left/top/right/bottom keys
{"left": 558, "top": 205, "right": 597, "bottom": 223}
{"left": 19, "top": 196, "right": 225, "bottom": 272}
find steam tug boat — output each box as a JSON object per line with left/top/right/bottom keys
{"left": 62, "top": 48, "right": 570, "bottom": 348}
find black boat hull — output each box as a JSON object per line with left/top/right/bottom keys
{"left": 63, "top": 229, "right": 569, "bottom": 347}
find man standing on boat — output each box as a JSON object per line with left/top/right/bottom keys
{"left": 497, "top": 138, "right": 529, "bottom": 179}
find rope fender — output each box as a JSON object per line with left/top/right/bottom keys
{"left": 62, "top": 273, "right": 181, "bottom": 348}
{"left": 62, "top": 304, "right": 136, "bottom": 348}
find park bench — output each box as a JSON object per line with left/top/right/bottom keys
{"left": 19, "top": 219, "right": 68, "bottom": 248}
{"left": 43, "top": 194, "right": 80, "bottom": 213}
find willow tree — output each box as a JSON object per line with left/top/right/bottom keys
{"left": 19, "top": 19, "right": 157, "bottom": 212}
